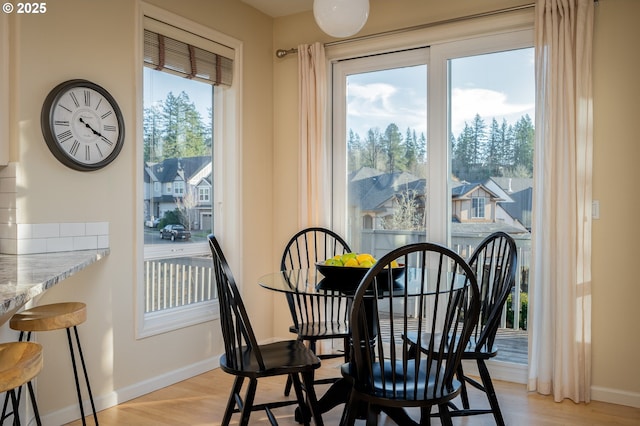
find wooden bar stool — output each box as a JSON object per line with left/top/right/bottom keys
{"left": 0, "top": 342, "right": 43, "bottom": 425}
{"left": 9, "top": 302, "right": 98, "bottom": 425}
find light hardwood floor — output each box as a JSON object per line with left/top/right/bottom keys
{"left": 65, "top": 358, "right": 640, "bottom": 425}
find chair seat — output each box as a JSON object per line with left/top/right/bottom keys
{"left": 0, "top": 342, "right": 43, "bottom": 393}
{"left": 220, "top": 340, "right": 321, "bottom": 378}
{"left": 341, "top": 359, "right": 461, "bottom": 406}
{"left": 290, "top": 322, "right": 350, "bottom": 340}
{"left": 10, "top": 302, "right": 86, "bottom": 332}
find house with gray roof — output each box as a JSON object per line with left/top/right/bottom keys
{"left": 144, "top": 156, "right": 212, "bottom": 230}
{"left": 348, "top": 167, "right": 530, "bottom": 236}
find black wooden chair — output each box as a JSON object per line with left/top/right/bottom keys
{"left": 281, "top": 227, "right": 353, "bottom": 395}
{"left": 340, "top": 242, "right": 480, "bottom": 426}
{"left": 208, "top": 235, "right": 324, "bottom": 426}
{"left": 405, "top": 231, "right": 517, "bottom": 425}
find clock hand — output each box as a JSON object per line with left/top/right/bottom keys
{"left": 78, "top": 117, "right": 103, "bottom": 137}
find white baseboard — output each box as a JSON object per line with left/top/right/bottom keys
{"left": 591, "top": 385, "right": 640, "bottom": 409}
{"left": 41, "top": 355, "right": 221, "bottom": 425}
{"left": 464, "top": 360, "right": 640, "bottom": 409}
{"left": 462, "top": 359, "right": 528, "bottom": 385}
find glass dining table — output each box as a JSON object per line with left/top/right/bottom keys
{"left": 257, "top": 266, "right": 454, "bottom": 424}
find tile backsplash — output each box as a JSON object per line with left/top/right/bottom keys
{"left": 13, "top": 222, "right": 110, "bottom": 255}
{"left": 0, "top": 163, "right": 110, "bottom": 254}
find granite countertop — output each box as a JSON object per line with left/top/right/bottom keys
{"left": 0, "top": 248, "right": 109, "bottom": 316}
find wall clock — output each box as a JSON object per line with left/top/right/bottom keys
{"left": 41, "top": 79, "right": 125, "bottom": 171}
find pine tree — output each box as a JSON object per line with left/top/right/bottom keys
{"left": 361, "top": 128, "right": 383, "bottom": 169}
{"left": 382, "top": 123, "right": 405, "bottom": 173}
{"left": 512, "top": 114, "right": 534, "bottom": 176}
{"left": 160, "top": 91, "right": 209, "bottom": 159}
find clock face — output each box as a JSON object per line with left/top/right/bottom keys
{"left": 41, "top": 79, "right": 125, "bottom": 171}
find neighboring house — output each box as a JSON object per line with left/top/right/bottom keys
{"left": 348, "top": 167, "right": 425, "bottom": 230}
{"left": 451, "top": 182, "right": 503, "bottom": 223}
{"left": 144, "top": 156, "right": 212, "bottom": 230}
{"left": 485, "top": 177, "right": 534, "bottom": 231}
{"left": 348, "top": 167, "right": 531, "bottom": 236}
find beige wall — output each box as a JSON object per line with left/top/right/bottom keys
{"left": 5, "top": 0, "right": 639, "bottom": 420}
{"left": 7, "top": 0, "right": 276, "bottom": 420}
{"left": 273, "top": 0, "right": 640, "bottom": 406}
{"left": 591, "top": 0, "right": 640, "bottom": 402}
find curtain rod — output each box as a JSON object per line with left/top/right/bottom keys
{"left": 276, "top": 3, "right": 535, "bottom": 58}
{"left": 275, "top": 0, "right": 599, "bottom": 58}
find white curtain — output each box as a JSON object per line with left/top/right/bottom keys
{"left": 298, "top": 42, "right": 331, "bottom": 228}
{"left": 529, "top": 0, "right": 594, "bottom": 403}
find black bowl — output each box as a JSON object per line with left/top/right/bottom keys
{"left": 315, "top": 261, "right": 405, "bottom": 293}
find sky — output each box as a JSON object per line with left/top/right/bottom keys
{"left": 346, "top": 47, "right": 535, "bottom": 140}
{"left": 144, "top": 47, "right": 535, "bottom": 142}
{"left": 144, "top": 67, "right": 213, "bottom": 121}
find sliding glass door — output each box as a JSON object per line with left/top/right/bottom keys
{"left": 332, "top": 28, "right": 534, "bottom": 378}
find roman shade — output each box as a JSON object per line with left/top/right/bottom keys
{"left": 144, "top": 18, "right": 233, "bottom": 87}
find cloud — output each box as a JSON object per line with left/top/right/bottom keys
{"left": 451, "top": 88, "right": 534, "bottom": 135}
{"left": 347, "top": 82, "right": 426, "bottom": 136}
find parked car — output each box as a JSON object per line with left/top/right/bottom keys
{"left": 160, "top": 224, "right": 191, "bottom": 241}
{"left": 145, "top": 218, "right": 161, "bottom": 228}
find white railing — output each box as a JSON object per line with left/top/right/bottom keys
{"left": 358, "top": 229, "right": 531, "bottom": 331}
{"left": 144, "top": 255, "right": 216, "bottom": 313}
{"left": 143, "top": 231, "right": 531, "bottom": 331}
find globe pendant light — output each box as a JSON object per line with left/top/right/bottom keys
{"left": 313, "top": 0, "right": 369, "bottom": 38}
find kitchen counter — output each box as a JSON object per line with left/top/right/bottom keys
{"left": 0, "top": 248, "right": 109, "bottom": 322}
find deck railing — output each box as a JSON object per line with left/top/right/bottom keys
{"left": 357, "top": 229, "right": 531, "bottom": 331}
{"left": 143, "top": 230, "right": 531, "bottom": 332}
{"left": 144, "top": 255, "right": 216, "bottom": 313}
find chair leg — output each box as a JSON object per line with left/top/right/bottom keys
{"left": 290, "top": 374, "right": 310, "bottom": 426}
{"left": 365, "top": 403, "right": 378, "bottom": 426}
{"left": 71, "top": 326, "right": 98, "bottom": 425}
{"left": 342, "top": 336, "right": 350, "bottom": 362}
{"left": 284, "top": 375, "right": 293, "bottom": 396}
{"left": 0, "top": 387, "right": 12, "bottom": 423}
{"left": 239, "top": 378, "right": 257, "bottom": 426}
{"left": 457, "top": 363, "right": 470, "bottom": 409}
{"left": 477, "top": 360, "right": 505, "bottom": 426}
{"left": 9, "top": 389, "right": 20, "bottom": 426}
{"left": 437, "top": 404, "right": 453, "bottom": 426}
{"left": 301, "top": 371, "right": 324, "bottom": 426}
{"left": 222, "top": 376, "right": 244, "bottom": 426}
{"left": 339, "top": 389, "right": 358, "bottom": 426}
{"left": 26, "top": 381, "right": 42, "bottom": 426}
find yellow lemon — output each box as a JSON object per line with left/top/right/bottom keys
{"left": 343, "top": 258, "right": 358, "bottom": 267}
{"left": 358, "top": 260, "right": 374, "bottom": 268}
{"left": 356, "top": 253, "right": 375, "bottom": 264}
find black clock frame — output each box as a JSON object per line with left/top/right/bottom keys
{"left": 41, "top": 79, "right": 125, "bottom": 171}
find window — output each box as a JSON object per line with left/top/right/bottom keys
{"left": 330, "top": 12, "right": 533, "bottom": 381}
{"left": 198, "top": 187, "right": 210, "bottom": 202}
{"left": 472, "top": 197, "right": 486, "bottom": 218}
{"left": 174, "top": 180, "right": 185, "bottom": 196}
{"left": 137, "top": 4, "right": 240, "bottom": 338}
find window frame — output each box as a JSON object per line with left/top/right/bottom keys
{"left": 136, "top": 2, "right": 243, "bottom": 339}
{"left": 327, "top": 9, "right": 533, "bottom": 384}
